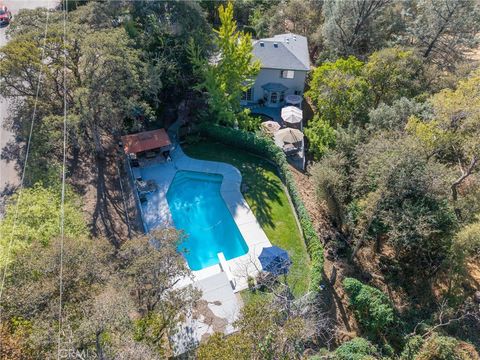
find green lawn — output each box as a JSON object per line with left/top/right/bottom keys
{"left": 183, "top": 140, "right": 311, "bottom": 296}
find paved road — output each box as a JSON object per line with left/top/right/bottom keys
{"left": 0, "top": 0, "right": 56, "bottom": 199}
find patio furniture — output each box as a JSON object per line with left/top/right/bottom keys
{"left": 136, "top": 178, "right": 157, "bottom": 193}
{"left": 285, "top": 94, "right": 302, "bottom": 107}
{"left": 283, "top": 143, "right": 298, "bottom": 156}
{"left": 146, "top": 150, "right": 156, "bottom": 159}
{"left": 128, "top": 153, "right": 139, "bottom": 167}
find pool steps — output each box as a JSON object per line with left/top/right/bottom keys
{"left": 217, "top": 252, "right": 236, "bottom": 290}
{"left": 167, "top": 170, "right": 223, "bottom": 188}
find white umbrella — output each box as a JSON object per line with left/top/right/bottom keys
{"left": 275, "top": 128, "right": 304, "bottom": 144}
{"left": 261, "top": 120, "right": 281, "bottom": 135}
{"left": 281, "top": 106, "right": 303, "bottom": 125}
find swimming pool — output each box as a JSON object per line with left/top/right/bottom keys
{"left": 166, "top": 170, "right": 249, "bottom": 270}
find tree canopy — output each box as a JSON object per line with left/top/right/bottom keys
{"left": 190, "top": 2, "right": 260, "bottom": 130}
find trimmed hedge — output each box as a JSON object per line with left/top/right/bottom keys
{"left": 199, "top": 124, "right": 325, "bottom": 292}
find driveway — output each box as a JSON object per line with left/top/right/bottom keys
{"left": 0, "top": 0, "right": 56, "bottom": 203}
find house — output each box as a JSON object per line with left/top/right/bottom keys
{"left": 242, "top": 33, "right": 310, "bottom": 108}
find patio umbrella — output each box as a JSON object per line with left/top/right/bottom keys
{"left": 281, "top": 106, "right": 303, "bottom": 125}
{"left": 275, "top": 128, "right": 304, "bottom": 144}
{"left": 261, "top": 120, "right": 281, "bottom": 135}
{"left": 259, "top": 246, "right": 291, "bottom": 275}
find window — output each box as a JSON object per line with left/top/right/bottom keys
{"left": 241, "top": 88, "right": 253, "bottom": 101}
{"left": 280, "top": 91, "right": 285, "bottom": 103}
{"left": 281, "top": 70, "right": 294, "bottom": 79}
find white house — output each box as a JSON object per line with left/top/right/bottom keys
{"left": 241, "top": 33, "right": 310, "bottom": 108}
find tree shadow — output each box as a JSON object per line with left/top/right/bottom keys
{"left": 90, "top": 152, "right": 132, "bottom": 247}
{"left": 0, "top": 138, "right": 22, "bottom": 165}
{"left": 241, "top": 165, "right": 283, "bottom": 229}
{"left": 319, "top": 269, "right": 352, "bottom": 335}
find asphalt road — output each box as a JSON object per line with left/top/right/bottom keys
{"left": 0, "top": 0, "right": 56, "bottom": 199}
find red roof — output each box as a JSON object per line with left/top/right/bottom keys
{"left": 122, "top": 129, "right": 172, "bottom": 154}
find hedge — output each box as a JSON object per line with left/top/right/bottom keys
{"left": 199, "top": 124, "right": 325, "bottom": 292}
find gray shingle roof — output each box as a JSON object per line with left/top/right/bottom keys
{"left": 252, "top": 33, "right": 310, "bottom": 71}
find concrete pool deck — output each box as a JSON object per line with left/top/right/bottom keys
{"left": 132, "top": 144, "right": 272, "bottom": 292}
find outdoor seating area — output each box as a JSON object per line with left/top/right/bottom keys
{"left": 122, "top": 128, "right": 173, "bottom": 167}
{"left": 258, "top": 105, "right": 306, "bottom": 170}
{"left": 135, "top": 177, "right": 157, "bottom": 194}
{"left": 121, "top": 129, "right": 175, "bottom": 203}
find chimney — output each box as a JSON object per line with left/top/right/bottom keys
{"left": 274, "top": 42, "right": 278, "bottom": 48}
{"left": 260, "top": 41, "right": 264, "bottom": 47}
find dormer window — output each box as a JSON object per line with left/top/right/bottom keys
{"left": 281, "top": 70, "right": 294, "bottom": 79}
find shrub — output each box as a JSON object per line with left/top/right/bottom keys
{"left": 400, "top": 335, "right": 424, "bottom": 360}
{"left": 408, "top": 334, "right": 479, "bottom": 360}
{"left": 304, "top": 115, "right": 336, "bottom": 160}
{"left": 311, "top": 153, "right": 349, "bottom": 228}
{"left": 199, "top": 124, "right": 325, "bottom": 292}
{"left": 343, "top": 278, "right": 396, "bottom": 336}
{"left": 334, "top": 337, "right": 379, "bottom": 360}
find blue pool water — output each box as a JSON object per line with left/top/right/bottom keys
{"left": 166, "top": 170, "right": 249, "bottom": 270}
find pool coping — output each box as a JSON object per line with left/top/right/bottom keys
{"left": 134, "top": 145, "right": 272, "bottom": 293}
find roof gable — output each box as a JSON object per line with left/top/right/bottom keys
{"left": 252, "top": 33, "right": 310, "bottom": 71}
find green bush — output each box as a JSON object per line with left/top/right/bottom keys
{"left": 406, "top": 334, "right": 477, "bottom": 360}
{"left": 199, "top": 124, "right": 325, "bottom": 292}
{"left": 400, "top": 335, "right": 424, "bottom": 360}
{"left": 343, "top": 278, "right": 396, "bottom": 336}
{"left": 334, "top": 337, "right": 379, "bottom": 360}
{"left": 304, "top": 115, "right": 336, "bottom": 160}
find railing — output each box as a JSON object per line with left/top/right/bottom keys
{"left": 124, "top": 154, "right": 148, "bottom": 233}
